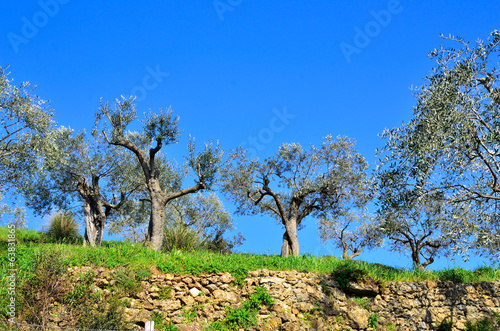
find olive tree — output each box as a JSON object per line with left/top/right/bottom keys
{"left": 0, "top": 66, "right": 55, "bottom": 224}
{"left": 376, "top": 168, "right": 459, "bottom": 269}
{"left": 317, "top": 210, "right": 383, "bottom": 260}
{"left": 24, "top": 127, "right": 141, "bottom": 246}
{"left": 379, "top": 30, "right": 500, "bottom": 258}
{"left": 99, "top": 97, "right": 223, "bottom": 251}
{"left": 221, "top": 135, "right": 370, "bottom": 257}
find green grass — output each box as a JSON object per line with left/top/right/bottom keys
{"left": 2, "top": 227, "right": 500, "bottom": 286}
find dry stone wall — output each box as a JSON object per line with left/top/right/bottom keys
{"left": 60, "top": 266, "right": 500, "bottom": 330}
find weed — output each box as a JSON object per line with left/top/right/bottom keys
{"left": 152, "top": 311, "right": 178, "bottom": 331}
{"left": 19, "top": 250, "right": 67, "bottom": 325}
{"left": 436, "top": 319, "right": 453, "bottom": 331}
{"left": 113, "top": 266, "right": 150, "bottom": 295}
{"left": 385, "top": 322, "right": 396, "bottom": 330}
{"left": 368, "top": 313, "right": 378, "bottom": 329}
{"left": 465, "top": 318, "right": 496, "bottom": 331}
{"left": 78, "top": 294, "right": 131, "bottom": 330}
{"left": 207, "top": 286, "right": 274, "bottom": 330}
{"left": 159, "top": 285, "right": 174, "bottom": 300}
{"left": 348, "top": 297, "right": 371, "bottom": 310}
{"left": 243, "top": 286, "right": 275, "bottom": 310}
{"left": 182, "top": 304, "right": 202, "bottom": 323}
{"left": 65, "top": 271, "right": 95, "bottom": 306}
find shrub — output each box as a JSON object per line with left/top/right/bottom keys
{"left": 332, "top": 264, "right": 369, "bottom": 290}
{"left": 19, "top": 250, "right": 67, "bottom": 325}
{"left": 205, "top": 231, "right": 245, "bottom": 254}
{"left": 151, "top": 311, "right": 178, "bottom": 331}
{"left": 207, "top": 286, "right": 274, "bottom": 330}
{"left": 163, "top": 222, "right": 205, "bottom": 252}
{"left": 113, "top": 266, "right": 150, "bottom": 295}
{"left": 465, "top": 318, "right": 496, "bottom": 331}
{"left": 436, "top": 319, "right": 453, "bottom": 331}
{"left": 64, "top": 270, "right": 132, "bottom": 330}
{"left": 45, "top": 211, "right": 82, "bottom": 244}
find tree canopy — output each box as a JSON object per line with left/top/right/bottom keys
{"left": 379, "top": 30, "right": 500, "bottom": 259}
{"left": 100, "top": 97, "right": 224, "bottom": 251}
{"left": 0, "top": 66, "right": 55, "bottom": 225}
{"left": 221, "top": 135, "right": 371, "bottom": 257}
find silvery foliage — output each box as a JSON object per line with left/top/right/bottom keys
{"left": 378, "top": 30, "right": 500, "bottom": 260}
{"left": 109, "top": 192, "right": 233, "bottom": 243}
{"left": 99, "top": 96, "right": 223, "bottom": 190}
{"left": 222, "top": 135, "right": 370, "bottom": 229}
{"left": 317, "top": 208, "right": 383, "bottom": 260}
{"left": 0, "top": 66, "right": 54, "bottom": 224}
{"left": 377, "top": 168, "right": 459, "bottom": 267}
{"left": 164, "top": 192, "right": 234, "bottom": 239}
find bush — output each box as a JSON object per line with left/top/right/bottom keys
{"left": 332, "top": 264, "right": 369, "bottom": 290}
{"left": 465, "top": 318, "right": 496, "bottom": 331}
{"left": 19, "top": 250, "right": 67, "bottom": 325}
{"left": 205, "top": 231, "right": 245, "bottom": 254}
{"left": 65, "top": 270, "right": 132, "bottom": 330}
{"left": 163, "top": 222, "right": 205, "bottom": 252}
{"left": 207, "top": 286, "right": 274, "bottom": 330}
{"left": 45, "top": 211, "right": 82, "bottom": 244}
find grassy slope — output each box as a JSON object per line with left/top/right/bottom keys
{"left": 1, "top": 226, "right": 500, "bottom": 286}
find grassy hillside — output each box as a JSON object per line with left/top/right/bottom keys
{"left": 2, "top": 226, "right": 500, "bottom": 329}
{"left": 2, "top": 226, "right": 500, "bottom": 285}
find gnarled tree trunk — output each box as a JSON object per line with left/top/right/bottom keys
{"left": 82, "top": 197, "right": 106, "bottom": 247}
{"left": 146, "top": 179, "right": 167, "bottom": 250}
{"left": 281, "top": 218, "right": 299, "bottom": 257}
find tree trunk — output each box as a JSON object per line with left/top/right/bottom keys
{"left": 342, "top": 245, "right": 362, "bottom": 260}
{"left": 146, "top": 180, "right": 167, "bottom": 251}
{"left": 82, "top": 198, "right": 106, "bottom": 247}
{"left": 281, "top": 219, "right": 299, "bottom": 257}
{"left": 412, "top": 248, "right": 425, "bottom": 270}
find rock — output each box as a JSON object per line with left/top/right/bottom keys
{"left": 161, "top": 299, "right": 182, "bottom": 311}
{"left": 219, "top": 273, "right": 233, "bottom": 284}
{"left": 177, "top": 323, "right": 203, "bottom": 331}
{"left": 206, "top": 284, "right": 218, "bottom": 292}
{"left": 281, "top": 321, "right": 302, "bottom": 331}
{"left": 259, "top": 316, "right": 282, "bottom": 330}
{"left": 189, "top": 287, "right": 201, "bottom": 297}
{"left": 212, "top": 289, "right": 238, "bottom": 302}
{"left": 260, "top": 276, "right": 284, "bottom": 285}
{"left": 181, "top": 295, "right": 195, "bottom": 306}
{"left": 311, "top": 317, "right": 326, "bottom": 330}
{"left": 344, "top": 280, "right": 379, "bottom": 297}
{"left": 141, "top": 301, "right": 155, "bottom": 310}
{"left": 297, "top": 302, "right": 314, "bottom": 312}
{"left": 183, "top": 277, "right": 194, "bottom": 285}
{"left": 347, "top": 307, "right": 368, "bottom": 329}
{"left": 272, "top": 303, "right": 284, "bottom": 313}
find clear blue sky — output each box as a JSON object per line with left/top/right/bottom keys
{"left": 2, "top": 0, "right": 499, "bottom": 270}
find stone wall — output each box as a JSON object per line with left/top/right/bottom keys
{"left": 60, "top": 266, "right": 500, "bottom": 330}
